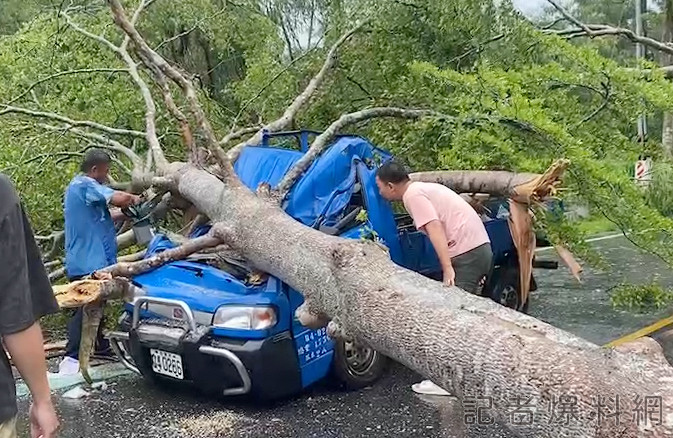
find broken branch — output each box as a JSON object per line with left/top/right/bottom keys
{"left": 103, "top": 233, "right": 222, "bottom": 278}
{"left": 6, "top": 68, "right": 127, "bottom": 106}
{"left": 108, "top": 0, "right": 227, "bottom": 173}
{"left": 411, "top": 160, "right": 569, "bottom": 204}
{"left": 276, "top": 107, "right": 437, "bottom": 199}
{"left": 227, "top": 21, "right": 368, "bottom": 162}
{"left": 0, "top": 105, "right": 145, "bottom": 138}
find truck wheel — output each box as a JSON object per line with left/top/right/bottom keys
{"left": 491, "top": 266, "right": 529, "bottom": 313}
{"left": 331, "top": 340, "right": 389, "bottom": 389}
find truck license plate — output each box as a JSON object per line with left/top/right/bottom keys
{"left": 150, "top": 349, "right": 184, "bottom": 380}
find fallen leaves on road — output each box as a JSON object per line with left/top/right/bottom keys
{"left": 179, "top": 411, "right": 249, "bottom": 437}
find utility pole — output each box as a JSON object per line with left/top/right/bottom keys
{"left": 662, "top": 0, "right": 673, "bottom": 158}
{"left": 635, "top": 0, "right": 647, "bottom": 143}
{"left": 634, "top": 0, "right": 652, "bottom": 187}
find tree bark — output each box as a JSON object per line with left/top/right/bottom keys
{"left": 410, "top": 170, "right": 539, "bottom": 197}
{"left": 410, "top": 159, "right": 568, "bottom": 204}
{"left": 142, "top": 163, "right": 673, "bottom": 437}
{"left": 664, "top": 113, "right": 673, "bottom": 159}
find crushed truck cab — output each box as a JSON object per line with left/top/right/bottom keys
{"left": 109, "top": 131, "right": 549, "bottom": 399}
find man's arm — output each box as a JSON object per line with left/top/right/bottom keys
{"left": 85, "top": 181, "right": 139, "bottom": 209}
{"left": 110, "top": 207, "right": 125, "bottom": 222}
{"left": 110, "top": 191, "right": 140, "bottom": 209}
{"left": 3, "top": 324, "right": 59, "bottom": 438}
{"left": 423, "top": 220, "right": 455, "bottom": 286}
{"left": 404, "top": 192, "right": 455, "bottom": 286}
{"left": 0, "top": 174, "right": 59, "bottom": 437}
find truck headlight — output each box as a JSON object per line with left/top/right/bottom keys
{"left": 212, "top": 306, "right": 277, "bottom": 330}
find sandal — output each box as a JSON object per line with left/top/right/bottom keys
{"left": 411, "top": 379, "right": 452, "bottom": 396}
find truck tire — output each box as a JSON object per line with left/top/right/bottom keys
{"left": 490, "top": 265, "right": 530, "bottom": 313}
{"left": 331, "top": 339, "right": 389, "bottom": 390}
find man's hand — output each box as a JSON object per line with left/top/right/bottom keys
{"left": 110, "top": 191, "right": 141, "bottom": 209}
{"left": 443, "top": 265, "right": 456, "bottom": 287}
{"left": 422, "top": 220, "right": 455, "bottom": 287}
{"left": 30, "top": 400, "right": 59, "bottom": 438}
{"left": 4, "top": 324, "right": 60, "bottom": 438}
{"left": 91, "top": 271, "right": 113, "bottom": 281}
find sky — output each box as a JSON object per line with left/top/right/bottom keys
{"left": 512, "top": 0, "right": 548, "bottom": 17}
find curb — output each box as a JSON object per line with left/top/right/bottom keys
{"left": 16, "top": 363, "right": 133, "bottom": 397}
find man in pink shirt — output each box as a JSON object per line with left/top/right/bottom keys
{"left": 376, "top": 161, "right": 493, "bottom": 293}
{"left": 376, "top": 161, "right": 493, "bottom": 396}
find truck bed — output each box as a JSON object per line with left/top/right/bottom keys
{"left": 393, "top": 213, "right": 515, "bottom": 277}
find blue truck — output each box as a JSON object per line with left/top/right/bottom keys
{"left": 108, "top": 131, "right": 552, "bottom": 399}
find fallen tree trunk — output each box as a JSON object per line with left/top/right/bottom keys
{"left": 410, "top": 159, "right": 568, "bottom": 204}
{"left": 66, "top": 163, "right": 673, "bottom": 436}
{"left": 410, "top": 170, "right": 539, "bottom": 195}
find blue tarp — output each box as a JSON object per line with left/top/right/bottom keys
{"left": 233, "top": 136, "right": 385, "bottom": 228}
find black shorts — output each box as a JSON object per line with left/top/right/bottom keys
{"left": 451, "top": 243, "right": 493, "bottom": 295}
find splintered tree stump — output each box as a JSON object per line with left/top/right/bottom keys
{"left": 53, "top": 280, "right": 106, "bottom": 309}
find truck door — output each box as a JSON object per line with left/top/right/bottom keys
{"left": 355, "top": 160, "right": 404, "bottom": 263}
{"left": 286, "top": 286, "right": 335, "bottom": 388}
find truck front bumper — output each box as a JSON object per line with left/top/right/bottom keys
{"left": 108, "top": 296, "right": 303, "bottom": 400}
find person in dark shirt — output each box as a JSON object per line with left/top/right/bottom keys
{"left": 58, "top": 149, "right": 139, "bottom": 375}
{"left": 0, "top": 174, "right": 60, "bottom": 438}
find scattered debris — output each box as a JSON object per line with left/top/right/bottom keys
{"left": 60, "top": 380, "right": 110, "bottom": 400}
{"left": 178, "top": 411, "right": 249, "bottom": 437}
{"left": 62, "top": 386, "right": 90, "bottom": 399}
{"left": 91, "top": 381, "right": 108, "bottom": 391}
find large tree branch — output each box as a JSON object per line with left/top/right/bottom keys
{"left": 226, "top": 21, "right": 368, "bottom": 162}
{"left": 411, "top": 159, "right": 569, "bottom": 204}
{"left": 62, "top": 4, "right": 167, "bottom": 172}
{"left": 276, "top": 108, "right": 438, "bottom": 199}
{"left": 108, "top": 0, "right": 228, "bottom": 173}
{"left": 0, "top": 104, "right": 145, "bottom": 138}
{"left": 544, "top": 0, "right": 673, "bottom": 56}
{"left": 411, "top": 170, "right": 538, "bottom": 194}
{"left": 38, "top": 123, "right": 142, "bottom": 168}
{"left": 103, "top": 233, "right": 222, "bottom": 277}
{"left": 140, "top": 56, "right": 196, "bottom": 156}
{"left": 6, "top": 68, "right": 127, "bottom": 106}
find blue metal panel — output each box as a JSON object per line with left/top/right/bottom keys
{"left": 355, "top": 160, "right": 403, "bottom": 263}
{"left": 395, "top": 217, "right": 513, "bottom": 274}
{"left": 294, "top": 325, "right": 335, "bottom": 387}
{"left": 286, "top": 287, "right": 336, "bottom": 388}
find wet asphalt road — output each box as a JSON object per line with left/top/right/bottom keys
{"left": 14, "top": 235, "right": 673, "bottom": 438}
{"left": 17, "top": 364, "right": 514, "bottom": 438}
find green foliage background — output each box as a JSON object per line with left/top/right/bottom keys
{"left": 2, "top": 0, "right": 673, "bottom": 271}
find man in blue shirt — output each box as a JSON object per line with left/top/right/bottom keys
{"left": 58, "top": 149, "right": 139, "bottom": 375}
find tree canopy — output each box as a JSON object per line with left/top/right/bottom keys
{"left": 2, "top": 0, "right": 673, "bottom": 267}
